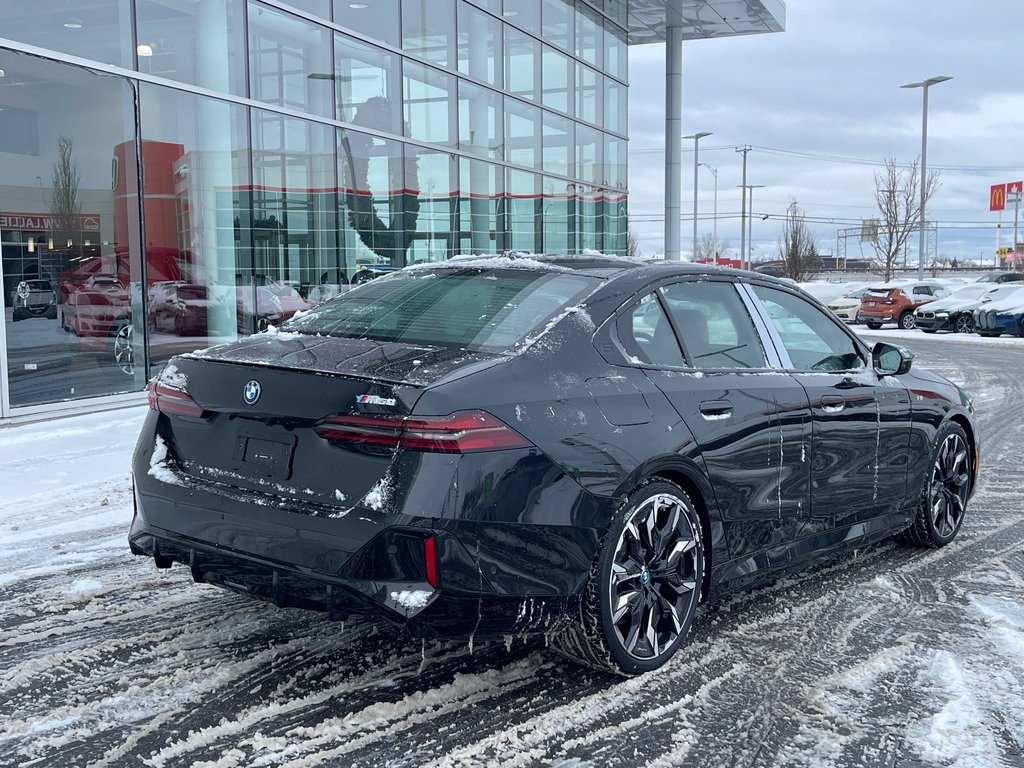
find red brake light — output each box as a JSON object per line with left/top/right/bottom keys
{"left": 147, "top": 380, "right": 206, "bottom": 418}
{"left": 424, "top": 534, "right": 438, "bottom": 589}
{"left": 315, "top": 410, "right": 531, "bottom": 453}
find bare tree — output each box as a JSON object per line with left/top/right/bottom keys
{"left": 627, "top": 226, "right": 641, "bottom": 259}
{"left": 45, "top": 136, "right": 81, "bottom": 278}
{"left": 694, "top": 232, "right": 731, "bottom": 262}
{"left": 870, "top": 157, "right": 940, "bottom": 281}
{"left": 777, "top": 201, "right": 821, "bottom": 281}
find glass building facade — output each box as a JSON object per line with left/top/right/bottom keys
{"left": 0, "top": 0, "right": 629, "bottom": 414}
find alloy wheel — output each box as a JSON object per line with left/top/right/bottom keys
{"left": 608, "top": 493, "right": 700, "bottom": 661}
{"left": 114, "top": 324, "right": 135, "bottom": 375}
{"left": 929, "top": 433, "right": 970, "bottom": 539}
{"left": 954, "top": 315, "right": 973, "bottom": 334}
{"left": 900, "top": 313, "right": 916, "bottom": 330}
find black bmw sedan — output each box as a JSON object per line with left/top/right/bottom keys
{"left": 130, "top": 255, "right": 979, "bottom": 675}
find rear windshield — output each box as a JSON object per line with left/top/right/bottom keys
{"left": 283, "top": 268, "right": 599, "bottom": 351}
{"left": 866, "top": 288, "right": 895, "bottom": 298}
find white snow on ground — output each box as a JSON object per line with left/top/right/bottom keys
{"left": 853, "top": 325, "right": 1024, "bottom": 348}
{"left": 390, "top": 590, "right": 433, "bottom": 611}
{"left": 1, "top": 338, "right": 1024, "bottom": 767}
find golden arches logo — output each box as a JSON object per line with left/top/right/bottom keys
{"left": 990, "top": 184, "right": 1006, "bottom": 212}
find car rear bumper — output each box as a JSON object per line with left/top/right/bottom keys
{"left": 129, "top": 426, "right": 612, "bottom": 639}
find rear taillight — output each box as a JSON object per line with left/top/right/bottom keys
{"left": 147, "top": 380, "right": 205, "bottom": 418}
{"left": 424, "top": 534, "right": 439, "bottom": 588}
{"left": 315, "top": 410, "right": 532, "bottom": 453}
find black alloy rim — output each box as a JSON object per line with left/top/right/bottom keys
{"left": 609, "top": 493, "right": 700, "bottom": 660}
{"left": 930, "top": 433, "right": 970, "bottom": 538}
{"left": 114, "top": 325, "right": 134, "bottom": 375}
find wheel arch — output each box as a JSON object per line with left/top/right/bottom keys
{"left": 947, "top": 413, "right": 978, "bottom": 493}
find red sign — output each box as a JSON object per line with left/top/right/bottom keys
{"left": 1009, "top": 181, "right": 1023, "bottom": 199}
{"left": 0, "top": 211, "right": 101, "bottom": 232}
{"left": 990, "top": 184, "right": 1007, "bottom": 211}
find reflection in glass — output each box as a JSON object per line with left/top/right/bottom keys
{"left": 507, "top": 169, "right": 541, "bottom": 252}
{"left": 1, "top": 50, "right": 143, "bottom": 407}
{"left": 505, "top": 97, "right": 541, "bottom": 169}
{"left": 403, "top": 62, "right": 456, "bottom": 147}
{"left": 502, "top": 0, "right": 540, "bottom": 34}
{"left": 250, "top": 110, "right": 334, "bottom": 325}
{"left": 0, "top": 1, "right": 133, "bottom": 67}
{"left": 406, "top": 147, "right": 456, "bottom": 264}
{"left": 505, "top": 27, "right": 539, "bottom": 103}
{"left": 606, "top": 134, "right": 626, "bottom": 189}
{"left": 139, "top": 83, "right": 250, "bottom": 364}
{"left": 575, "top": 4, "right": 602, "bottom": 68}
{"left": 604, "top": 76, "right": 626, "bottom": 135}
{"left": 541, "top": 46, "right": 572, "bottom": 114}
{"left": 576, "top": 63, "right": 599, "bottom": 124}
{"left": 578, "top": 185, "right": 603, "bottom": 253}
{"left": 604, "top": 20, "right": 627, "bottom": 80}
{"left": 542, "top": 111, "right": 573, "bottom": 177}
{"left": 249, "top": 3, "right": 334, "bottom": 118}
{"left": 337, "top": 129, "right": 414, "bottom": 274}
{"left": 541, "top": 0, "right": 572, "bottom": 51}
{"left": 459, "top": 81, "right": 503, "bottom": 160}
{"left": 457, "top": 1, "right": 502, "bottom": 87}
{"left": 335, "top": 34, "right": 402, "bottom": 135}
{"left": 576, "top": 124, "right": 600, "bottom": 185}
{"left": 403, "top": 0, "right": 456, "bottom": 68}
{"left": 332, "top": 0, "right": 400, "bottom": 47}
{"left": 542, "top": 176, "right": 571, "bottom": 254}
{"left": 136, "top": 0, "right": 246, "bottom": 95}
{"left": 459, "top": 158, "right": 504, "bottom": 254}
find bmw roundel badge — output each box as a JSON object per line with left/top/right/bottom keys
{"left": 243, "top": 380, "right": 262, "bottom": 406}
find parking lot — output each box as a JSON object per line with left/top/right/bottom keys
{"left": 1, "top": 332, "right": 1023, "bottom": 768}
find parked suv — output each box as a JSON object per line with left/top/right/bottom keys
{"left": 859, "top": 282, "right": 949, "bottom": 329}
{"left": 976, "top": 272, "right": 1024, "bottom": 284}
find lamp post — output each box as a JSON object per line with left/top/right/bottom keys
{"left": 683, "top": 132, "right": 712, "bottom": 261}
{"left": 699, "top": 163, "right": 718, "bottom": 264}
{"left": 738, "top": 184, "right": 765, "bottom": 268}
{"left": 901, "top": 75, "right": 952, "bottom": 279}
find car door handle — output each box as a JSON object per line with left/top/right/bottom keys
{"left": 699, "top": 400, "right": 733, "bottom": 420}
{"left": 820, "top": 395, "right": 845, "bottom": 414}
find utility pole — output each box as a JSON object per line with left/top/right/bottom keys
{"left": 736, "top": 146, "right": 750, "bottom": 268}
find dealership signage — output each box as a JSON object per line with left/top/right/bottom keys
{"left": 0, "top": 211, "right": 101, "bottom": 231}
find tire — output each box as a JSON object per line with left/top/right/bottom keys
{"left": 866, "top": 321, "right": 883, "bottom": 330}
{"left": 953, "top": 315, "right": 973, "bottom": 334}
{"left": 899, "top": 311, "right": 916, "bottom": 330}
{"left": 897, "top": 422, "right": 971, "bottom": 548}
{"left": 554, "top": 479, "right": 704, "bottom": 675}
{"left": 978, "top": 331, "right": 1000, "bottom": 338}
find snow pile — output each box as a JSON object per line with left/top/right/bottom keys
{"left": 155, "top": 364, "right": 188, "bottom": 392}
{"left": 147, "top": 435, "right": 183, "bottom": 486}
{"left": 362, "top": 476, "right": 390, "bottom": 512}
{"left": 404, "top": 255, "right": 573, "bottom": 273}
{"left": 390, "top": 590, "right": 433, "bottom": 611}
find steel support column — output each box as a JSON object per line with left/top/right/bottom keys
{"left": 664, "top": 26, "right": 683, "bottom": 260}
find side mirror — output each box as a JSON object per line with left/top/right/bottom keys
{"left": 873, "top": 342, "right": 914, "bottom": 377}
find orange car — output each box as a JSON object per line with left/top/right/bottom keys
{"left": 859, "top": 282, "right": 949, "bottom": 329}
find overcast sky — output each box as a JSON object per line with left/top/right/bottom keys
{"left": 626, "top": 0, "right": 1024, "bottom": 266}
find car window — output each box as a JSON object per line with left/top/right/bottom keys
{"left": 658, "top": 281, "right": 767, "bottom": 369}
{"left": 913, "top": 286, "right": 931, "bottom": 295}
{"left": 285, "top": 268, "right": 599, "bottom": 352}
{"left": 752, "top": 285, "right": 864, "bottom": 372}
{"left": 618, "top": 293, "right": 685, "bottom": 367}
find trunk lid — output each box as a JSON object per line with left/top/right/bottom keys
{"left": 155, "top": 334, "right": 502, "bottom": 509}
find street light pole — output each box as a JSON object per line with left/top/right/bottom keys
{"left": 738, "top": 184, "right": 765, "bottom": 268}
{"left": 683, "top": 132, "right": 712, "bottom": 261}
{"left": 901, "top": 75, "right": 952, "bottom": 280}
{"left": 699, "top": 163, "right": 718, "bottom": 264}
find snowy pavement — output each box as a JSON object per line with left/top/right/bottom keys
{"left": 1, "top": 337, "right": 1024, "bottom": 767}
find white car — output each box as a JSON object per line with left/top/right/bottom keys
{"left": 825, "top": 284, "right": 870, "bottom": 323}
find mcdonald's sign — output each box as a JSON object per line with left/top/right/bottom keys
{"left": 990, "top": 183, "right": 1006, "bottom": 211}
